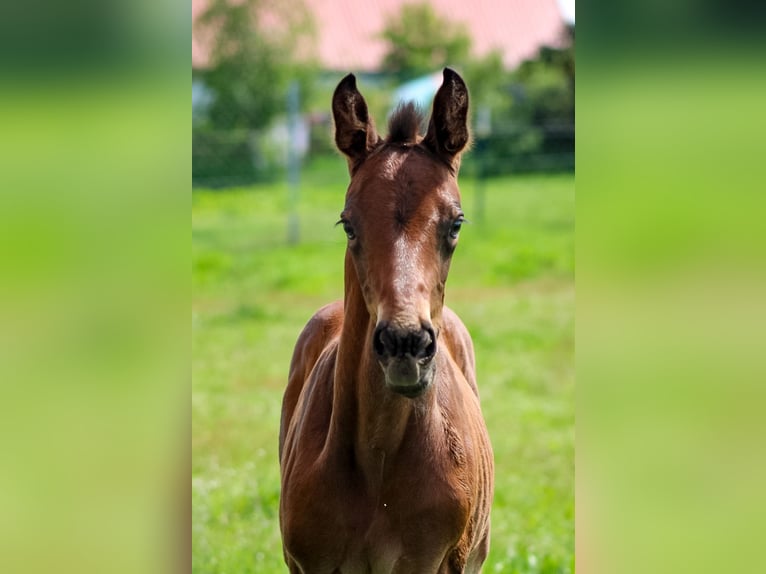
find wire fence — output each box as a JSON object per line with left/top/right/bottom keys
{"left": 192, "top": 120, "right": 574, "bottom": 188}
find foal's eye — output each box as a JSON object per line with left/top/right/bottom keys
{"left": 343, "top": 222, "right": 356, "bottom": 240}
{"left": 449, "top": 217, "right": 465, "bottom": 239}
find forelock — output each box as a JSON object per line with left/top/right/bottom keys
{"left": 386, "top": 102, "right": 424, "bottom": 145}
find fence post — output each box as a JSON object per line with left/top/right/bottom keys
{"left": 474, "top": 106, "right": 492, "bottom": 226}
{"left": 287, "top": 81, "right": 301, "bottom": 245}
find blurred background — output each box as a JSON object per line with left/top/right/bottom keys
{"left": 192, "top": 1, "right": 574, "bottom": 573}
{"left": 192, "top": 0, "right": 575, "bottom": 187}
{"left": 3, "top": 1, "right": 764, "bottom": 574}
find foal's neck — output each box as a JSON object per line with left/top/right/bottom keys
{"left": 334, "top": 255, "right": 436, "bottom": 467}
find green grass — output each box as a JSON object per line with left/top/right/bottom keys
{"left": 192, "top": 157, "right": 574, "bottom": 573}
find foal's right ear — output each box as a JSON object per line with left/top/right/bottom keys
{"left": 332, "top": 74, "right": 379, "bottom": 173}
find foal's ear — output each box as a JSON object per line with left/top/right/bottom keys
{"left": 424, "top": 68, "right": 470, "bottom": 167}
{"left": 332, "top": 74, "right": 379, "bottom": 172}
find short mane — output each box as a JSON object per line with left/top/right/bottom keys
{"left": 387, "top": 102, "right": 424, "bottom": 145}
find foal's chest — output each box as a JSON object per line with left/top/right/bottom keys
{"left": 285, "top": 452, "right": 469, "bottom": 573}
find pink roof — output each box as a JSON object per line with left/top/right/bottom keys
{"left": 192, "top": 0, "right": 209, "bottom": 68}
{"left": 193, "top": 0, "right": 566, "bottom": 71}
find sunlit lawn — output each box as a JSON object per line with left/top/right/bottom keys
{"left": 192, "top": 158, "right": 574, "bottom": 573}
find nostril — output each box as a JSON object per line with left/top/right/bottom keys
{"left": 373, "top": 323, "right": 388, "bottom": 357}
{"left": 421, "top": 325, "right": 436, "bottom": 359}
{"left": 374, "top": 323, "right": 435, "bottom": 360}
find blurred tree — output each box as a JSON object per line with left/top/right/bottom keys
{"left": 194, "top": 0, "right": 316, "bottom": 131}
{"left": 193, "top": 0, "right": 317, "bottom": 185}
{"left": 471, "top": 25, "right": 575, "bottom": 174}
{"left": 462, "top": 50, "right": 509, "bottom": 112}
{"left": 507, "top": 25, "right": 575, "bottom": 169}
{"left": 512, "top": 25, "right": 574, "bottom": 128}
{"left": 380, "top": 3, "right": 471, "bottom": 82}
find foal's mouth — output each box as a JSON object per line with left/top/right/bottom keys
{"left": 379, "top": 355, "right": 435, "bottom": 398}
{"left": 388, "top": 377, "right": 430, "bottom": 398}
{"left": 372, "top": 320, "right": 437, "bottom": 397}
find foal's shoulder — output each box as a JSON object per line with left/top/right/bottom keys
{"left": 441, "top": 306, "right": 478, "bottom": 396}
{"left": 292, "top": 301, "right": 343, "bottom": 365}
{"left": 306, "top": 301, "right": 344, "bottom": 334}
{"left": 280, "top": 301, "right": 343, "bottom": 460}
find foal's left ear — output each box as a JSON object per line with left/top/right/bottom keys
{"left": 423, "top": 68, "right": 470, "bottom": 168}
{"left": 332, "top": 74, "right": 380, "bottom": 173}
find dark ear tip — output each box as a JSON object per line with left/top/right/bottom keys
{"left": 337, "top": 73, "right": 357, "bottom": 92}
{"left": 442, "top": 67, "right": 465, "bottom": 86}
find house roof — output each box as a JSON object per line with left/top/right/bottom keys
{"left": 192, "top": 0, "right": 569, "bottom": 71}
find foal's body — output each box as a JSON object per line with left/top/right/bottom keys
{"left": 280, "top": 70, "right": 494, "bottom": 573}
{"left": 281, "top": 303, "right": 490, "bottom": 572}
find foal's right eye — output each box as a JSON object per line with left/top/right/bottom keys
{"left": 449, "top": 216, "right": 465, "bottom": 239}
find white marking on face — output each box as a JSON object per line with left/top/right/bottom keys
{"left": 379, "top": 151, "right": 406, "bottom": 181}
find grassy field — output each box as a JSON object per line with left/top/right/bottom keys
{"left": 192, "top": 157, "right": 574, "bottom": 573}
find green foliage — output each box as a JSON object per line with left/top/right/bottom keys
{"left": 193, "top": 0, "right": 318, "bottom": 185}
{"left": 380, "top": 2, "right": 471, "bottom": 82}
{"left": 510, "top": 28, "right": 575, "bottom": 134}
{"left": 470, "top": 26, "right": 575, "bottom": 175}
{"left": 195, "top": 0, "right": 316, "bottom": 131}
{"left": 462, "top": 50, "right": 510, "bottom": 110}
{"left": 192, "top": 164, "right": 574, "bottom": 572}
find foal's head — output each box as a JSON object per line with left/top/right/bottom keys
{"left": 332, "top": 69, "right": 470, "bottom": 398}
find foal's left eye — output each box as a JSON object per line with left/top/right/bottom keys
{"left": 343, "top": 222, "right": 356, "bottom": 240}
{"left": 449, "top": 217, "right": 464, "bottom": 239}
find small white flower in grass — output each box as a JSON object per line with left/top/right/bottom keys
{"left": 528, "top": 554, "right": 538, "bottom": 567}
